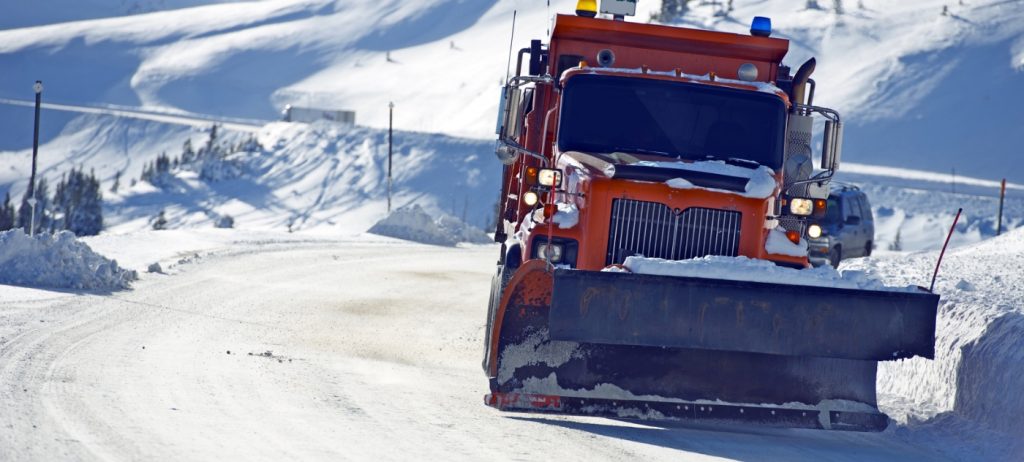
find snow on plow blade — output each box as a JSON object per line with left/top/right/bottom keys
{"left": 485, "top": 262, "right": 940, "bottom": 432}
{"left": 549, "top": 269, "right": 939, "bottom": 361}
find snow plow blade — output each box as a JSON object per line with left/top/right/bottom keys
{"left": 484, "top": 261, "right": 939, "bottom": 432}
{"left": 485, "top": 392, "right": 889, "bottom": 431}
{"left": 550, "top": 269, "right": 938, "bottom": 361}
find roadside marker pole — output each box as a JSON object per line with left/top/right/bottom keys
{"left": 930, "top": 208, "right": 962, "bottom": 293}
{"left": 28, "top": 81, "right": 43, "bottom": 236}
{"left": 387, "top": 102, "right": 394, "bottom": 214}
{"left": 997, "top": 178, "right": 1006, "bottom": 236}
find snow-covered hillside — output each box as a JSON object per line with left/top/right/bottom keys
{"left": 2, "top": 0, "right": 1023, "bottom": 181}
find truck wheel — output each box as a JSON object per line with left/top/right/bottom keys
{"left": 829, "top": 246, "right": 842, "bottom": 268}
{"left": 482, "top": 265, "right": 504, "bottom": 373}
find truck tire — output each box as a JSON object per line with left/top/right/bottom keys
{"left": 829, "top": 246, "right": 842, "bottom": 268}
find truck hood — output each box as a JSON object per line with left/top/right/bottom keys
{"left": 560, "top": 150, "right": 778, "bottom": 199}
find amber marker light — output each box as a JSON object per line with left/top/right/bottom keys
{"left": 786, "top": 230, "right": 801, "bottom": 244}
{"left": 575, "top": 0, "right": 597, "bottom": 17}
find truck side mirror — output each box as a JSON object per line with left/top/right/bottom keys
{"left": 494, "top": 86, "right": 524, "bottom": 164}
{"left": 821, "top": 119, "right": 843, "bottom": 170}
{"left": 495, "top": 86, "right": 523, "bottom": 142}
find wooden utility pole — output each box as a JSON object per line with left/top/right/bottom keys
{"left": 387, "top": 101, "right": 394, "bottom": 213}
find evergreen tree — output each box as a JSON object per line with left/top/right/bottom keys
{"left": 204, "top": 124, "right": 219, "bottom": 155}
{"left": 152, "top": 209, "right": 168, "bottom": 230}
{"left": 53, "top": 168, "right": 103, "bottom": 236}
{"left": 889, "top": 228, "right": 903, "bottom": 251}
{"left": 0, "top": 191, "right": 14, "bottom": 231}
{"left": 657, "top": 0, "right": 691, "bottom": 22}
{"left": 110, "top": 170, "right": 121, "bottom": 194}
{"left": 181, "top": 138, "right": 195, "bottom": 165}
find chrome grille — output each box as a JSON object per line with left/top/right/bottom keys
{"left": 606, "top": 199, "right": 742, "bottom": 265}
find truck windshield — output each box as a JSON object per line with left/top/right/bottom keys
{"left": 557, "top": 74, "right": 787, "bottom": 170}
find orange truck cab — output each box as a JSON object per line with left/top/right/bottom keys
{"left": 493, "top": 12, "right": 841, "bottom": 273}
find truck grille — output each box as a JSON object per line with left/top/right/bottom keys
{"left": 606, "top": 199, "right": 742, "bottom": 265}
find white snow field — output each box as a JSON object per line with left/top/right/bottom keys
{"left": 0, "top": 229, "right": 1020, "bottom": 461}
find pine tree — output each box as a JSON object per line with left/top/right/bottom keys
{"left": 52, "top": 168, "right": 104, "bottom": 236}
{"left": 181, "top": 138, "right": 195, "bottom": 165}
{"left": 0, "top": 191, "right": 14, "bottom": 231}
{"left": 205, "top": 124, "right": 219, "bottom": 154}
{"left": 152, "top": 209, "right": 168, "bottom": 230}
{"left": 657, "top": 0, "right": 691, "bottom": 22}
{"left": 110, "top": 170, "right": 121, "bottom": 193}
{"left": 889, "top": 228, "right": 903, "bottom": 251}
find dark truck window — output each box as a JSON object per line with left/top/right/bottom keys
{"left": 557, "top": 74, "right": 787, "bottom": 170}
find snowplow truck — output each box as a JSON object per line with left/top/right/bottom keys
{"left": 482, "top": 4, "right": 940, "bottom": 432}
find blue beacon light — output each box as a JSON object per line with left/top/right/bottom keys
{"left": 750, "top": 16, "right": 772, "bottom": 38}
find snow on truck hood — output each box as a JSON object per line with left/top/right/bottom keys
{"left": 641, "top": 160, "right": 777, "bottom": 199}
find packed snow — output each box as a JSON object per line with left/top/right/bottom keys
{"left": 0, "top": 229, "right": 137, "bottom": 290}
{"left": 551, "top": 202, "right": 579, "bottom": 229}
{"left": 613, "top": 254, "right": 922, "bottom": 293}
{"left": 764, "top": 227, "right": 809, "bottom": 257}
{"left": 367, "top": 203, "right": 490, "bottom": 246}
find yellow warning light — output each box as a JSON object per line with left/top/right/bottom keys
{"left": 576, "top": 0, "right": 597, "bottom": 17}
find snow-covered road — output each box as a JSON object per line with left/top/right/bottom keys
{"left": 0, "top": 238, "right": 977, "bottom": 460}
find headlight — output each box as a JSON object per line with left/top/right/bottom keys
{"left": 523, "top": 191, "right": 539, "bottom": 206}
{"left": 536, "top": 243, "right": 563, "bottom": 263}
{"left": 788, "top": 198, "right": 814, "bottom": 216}
{"left": 538, "top": 168, "right": 563, "bottom": 187}
{"left": 807, "top": 224, "right": 823, "bottom": 239}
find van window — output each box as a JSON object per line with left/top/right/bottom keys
{"left": 843, "top": 196, "right": 860, "bottom": 221}
{"left": 857, "top": 195, "right": 872, "bottom": 221}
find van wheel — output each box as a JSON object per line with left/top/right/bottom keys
{"left": 865, "top": 241, "right": 873, "bottom": 257}
{"left": 829, "top": 246, "right": 842, "bottom": 268}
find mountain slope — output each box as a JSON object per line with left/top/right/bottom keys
{"left": 2, "top": 0, "right": 1023, "bottom": 181}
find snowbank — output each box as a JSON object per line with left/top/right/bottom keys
{"left": 614, "top": 255, "right": 920, "bottom": 293}
{"left": 367, "top": 204, "right": 490, "bottom": 247}
{"left": 844, "top": 228, "right": 1024, "bottom": 449}
{"left": 0, "top": 229, "right": 137, "bottom": 290}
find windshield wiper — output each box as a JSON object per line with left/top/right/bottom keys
{"left": 609, "top": 147, "right": 673, "bottom": 157}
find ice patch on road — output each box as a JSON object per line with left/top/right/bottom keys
{"left": 367, "top": 204, "right": 490, "bottom": 247}
{"left": 0, "top": 229, "right": 137, "bottom": 290}
{"left": 614, "top": 255, "right": 921, "bottom": 292}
